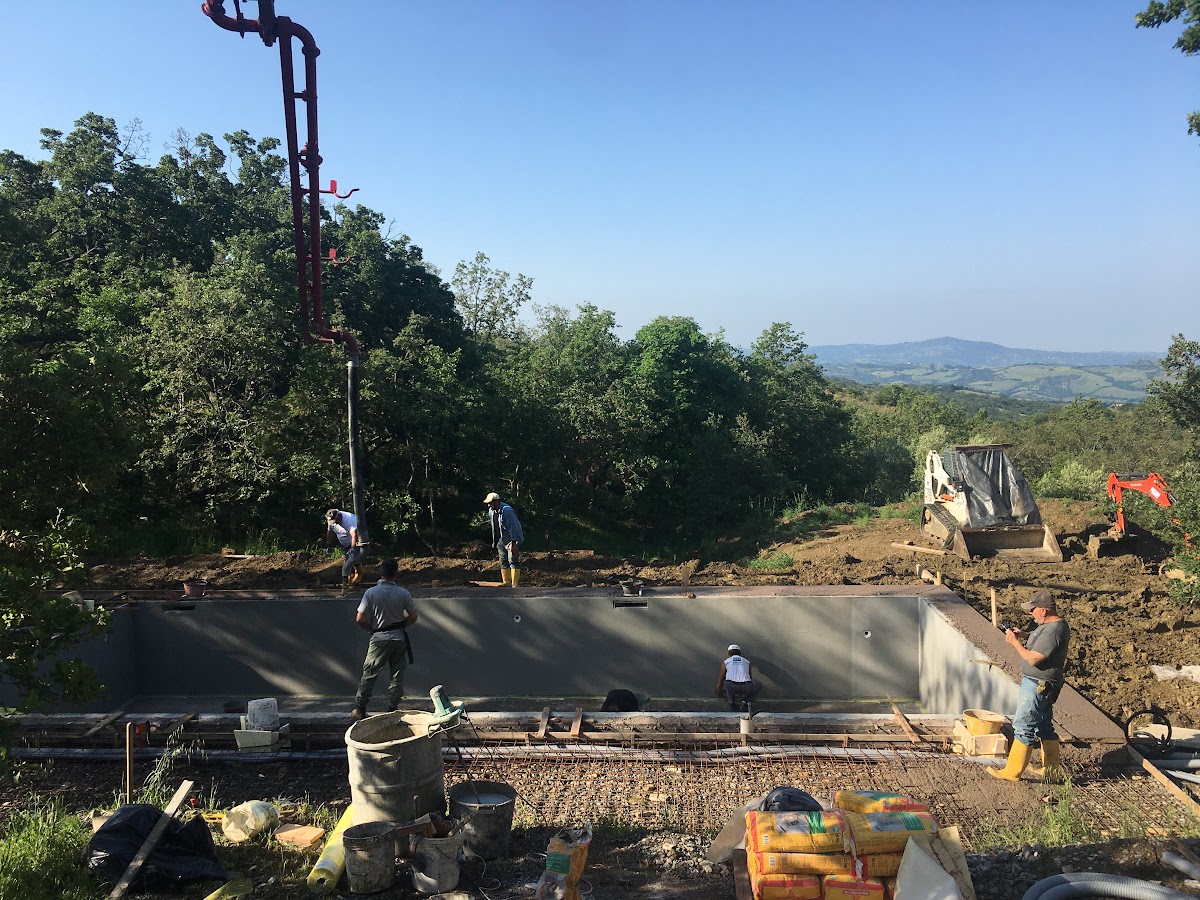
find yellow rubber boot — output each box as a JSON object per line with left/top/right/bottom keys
{"left": 349, "top": 564, "right": 363, "bottom": 587}
{"left": 987, "top": 739, "right": 1032, "bottom": 782}
{"left": 1032, "top": 739, "right": 1065, "bottom": 781}
{"left": 510, "top": 568, "right": 520, "bottom": 588}
{"left": 500, "top": 568, "right": 511, "bottom": 586}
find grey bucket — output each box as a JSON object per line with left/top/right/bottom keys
{"left": 342, "top": 821, "right": 397, "bottom": 894}
{"left": 448, "top": 780, "right": 517, "bottom": 859}
{"left": 346, "top": 711, "right": 446, "bottom": 826}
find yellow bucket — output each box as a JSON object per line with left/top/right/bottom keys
{"left": 963, "top": 709, "right": 1005, "bottom": 736}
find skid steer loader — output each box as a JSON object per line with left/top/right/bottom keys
{"left": 921, "top": 444, "right": 1062, "bottom": 562}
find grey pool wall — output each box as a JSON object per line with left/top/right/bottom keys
{"left": 17, "top": 585, "right": 1116, "bottom": 742}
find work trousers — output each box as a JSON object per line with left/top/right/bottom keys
{"left": 724, "top": 679, "right": 762, "bottom": 709}
{"left": 342, "top": 545, "right": 364, "bottom": 578}
{"left": 355, "top": 638, "right": 408, "bottom": 712}
{"left": 1011, "top": 675, "right": 1060, "bottom": 745}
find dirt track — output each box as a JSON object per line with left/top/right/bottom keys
{"left": 87, "top": 500, "right": 1200, "bottom": 730}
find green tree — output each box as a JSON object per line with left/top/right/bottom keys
{"left": 1136, "top": 1, "right": 1200, "bottom": 140}
{"left": 451, "top": 251, "right": 532, "bottom": 342}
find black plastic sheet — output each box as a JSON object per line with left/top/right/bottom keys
{"left": 942, "top": 446, "right": 1041, "bottom": 528}
{"left": 84, "top": 803, "right": 225, "bottom": 890}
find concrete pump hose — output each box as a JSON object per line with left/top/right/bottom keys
{"left": 1022, "top": 872, "right": 1197, "bottom": 900}
{"left": 1161, "top": 850, "right": 1200, "bottom": 882}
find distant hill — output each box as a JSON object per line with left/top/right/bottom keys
{"left": 810, "top": 338, "right": 1162, "bottom": 403}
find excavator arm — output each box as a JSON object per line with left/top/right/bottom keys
{"left": 1107, "top": 472, "right": 1174, "bottom": 537}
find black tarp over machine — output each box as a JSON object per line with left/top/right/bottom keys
{"left": 201, "top": 0, "right": 369, "bottom": 548}
{"left": 921, "top": 444, "right": 1063, "bottom": 562}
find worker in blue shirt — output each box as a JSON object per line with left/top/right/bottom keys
{"left": 484, "top": 492, "right": 524, "bottom": 587}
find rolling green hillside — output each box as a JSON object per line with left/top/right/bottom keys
{"left": 820, "top": 360, "right": 1157, "bottom": 402}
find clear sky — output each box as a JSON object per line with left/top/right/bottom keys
{"left": 3, "top": 1, "right": 1196, "bottom": 353}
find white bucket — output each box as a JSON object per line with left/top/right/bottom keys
{"left": 411, "top": 829, "right": 466, "bottom": 894}
{"left": 245, "top": 697, "right": 279, "bottom": 731}
{"left": 222, "top": 801, "right": 280, "bottom": 842}
{"left": 343, "top": 820, "right": 397, "bottom": 894}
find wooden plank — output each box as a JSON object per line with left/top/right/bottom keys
{"left": 890, "top": 701, "right": 923, "bottom": 744}
{"left": 458, "top": 730, "right": 952, "bottom": 744}
{"left": 732, "top": 849, "right": 752, "bottom": 900}
{"left": 125, "top": 723, "right": 134, "bottom": 805}
{"left": 535, "top": 707, "right": 551, "bottom": 740}
{"left": 570, "top": 707, "right": 584, "bottom": 738}
{"left": 108, "top": 780, "right": 193, "bottom": 900}
{"left": 890, "top": 542, "right": 948, "bottom": 557}
{"left": 80, "top": 708, "right": 126, "bottom": 739}
{"left": 160, "top": 713, "right": 197, "bottom": 736}
{"left": 1128, "top": 745, "right": 1200, "bottom": 818}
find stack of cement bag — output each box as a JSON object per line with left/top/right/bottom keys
{"left": 744, "top": 790, "right": 938, "bottom": 900}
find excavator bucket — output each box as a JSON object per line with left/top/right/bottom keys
{"left": 951, "top": 525, "right": 1063, "bottom": 563}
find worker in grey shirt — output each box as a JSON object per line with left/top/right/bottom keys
{"left": 351, "top": 558, "right": 418, "bottom": 722}
{"left": 990, "top": 591, "right": 1070, "bottom": 782}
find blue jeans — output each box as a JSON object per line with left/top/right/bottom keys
{"left": 497, "top": 542, "right": 520, "bottom": 571}
{"left": 342, "top": 545, "right": 363, "bottom": 578}
{"left": 1012, "top": 676, "right": 1059, "bottom": 745}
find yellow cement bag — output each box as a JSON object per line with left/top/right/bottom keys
{"left": 831, "top": 790, "right": 929, "bottom": 814}
{"left": 747, "top": 849, "right": 854, "bottom": 876}
{"left": 745, "top": 810, "right": 848, "bottom": 854}
{"left": 853, "top": 850, "right": 904, "bottom": 879}
{"left": 843, "top": 811, "right": 938, "bottom": 856}
{"left": 747, "top": 855, "right": 823, "bottom": 900}
{"left": 823, "top": 873, "right": 887, "bottom": 900}
{"left": 534, "top": 823, "right": 592, "bottom": 900}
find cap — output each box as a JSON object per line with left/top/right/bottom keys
{"left": 483, "top": 492, "right": 501, "bottom": 504}
{"left": 325, "top": 508, "right": 339, "bottom": 522}
{"left": 1021, "top": 591, "right": 1057, "bottom": 613}
{"left": 727, "top": 644, "right": 741, "bottom": 654}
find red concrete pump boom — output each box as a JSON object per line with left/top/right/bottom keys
{"left": 201, "top": 0, "right": 369, "bottom": 551}
{"left": 201, "top": 0, "right": 359, "bottom": 355}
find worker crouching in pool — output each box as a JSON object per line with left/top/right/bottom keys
{"left": 989, "top": 591, "right": 1070, "bottom": 782}
{"left": 716, "top": 644, "right": 762, "bottom": 711}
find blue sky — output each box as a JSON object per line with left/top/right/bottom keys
{"left": 3, "top": 2, "right": 1197, "bottom": 353}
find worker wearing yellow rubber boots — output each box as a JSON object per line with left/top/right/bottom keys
{"left": 485, "top": 492, "right": 524, "bottom": 587}
{"left": 989, "top": 592, "right": 1070, "bottom": 782}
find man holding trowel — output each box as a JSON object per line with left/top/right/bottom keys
{"left": 325, "top": 508, "right": 363, "bottom": 595}
{"left": 484, "top": 492, "right": 524, "bottom": 587}
{"left": 989, "top": 591, "right": 1070, "bottom": 781}
{"left": 351, "top": 558, "right": 418, "bottom": 722}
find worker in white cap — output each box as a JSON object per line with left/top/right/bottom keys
{"left": 716, "top": 643, "right": 762, "bottom": 711}
{"left": 484, "top": 492, "right": 524, "bottom": 587}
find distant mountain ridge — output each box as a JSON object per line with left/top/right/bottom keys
{"left": 809, "top": 337, "right": 1159, "bottom": 368}
{"left": 809, "top": 338, "right": 1163, "bottom": 403}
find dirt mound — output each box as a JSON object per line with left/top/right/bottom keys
{"left": 85, "top": 499, "right": 1200, "bottom": 729}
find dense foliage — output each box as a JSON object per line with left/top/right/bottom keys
{"left": 0, "top": 113, "right": 1194, "bottom": 564}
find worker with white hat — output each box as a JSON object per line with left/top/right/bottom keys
{"left": 716, "top": 643, "right": 762, "bottom": 711}
{"left": 484, "top": 492, "right": 524, "bottom": 587}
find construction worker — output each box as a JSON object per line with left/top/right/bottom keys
{"left": 351, "top": 558, "right": 417, "bottom": 722}
{"left": 484, "top": 492, "right": 524, "bottom": 587}
{"left": 716, "top": 644, "right": 762, "bottom": 711}
{"left": 325, "top": 508, "right": 363, "bottom": 595}
{"left": 989, "top": 591, "right": 1070, "bottom": 782}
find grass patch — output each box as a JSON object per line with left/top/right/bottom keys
{"left": 777, "top": 501, "right": 871, "bottom": 541}
{"left": 976, "top": 780, "right": 1101, "bottom": 848}
{"left": 0, "top": 798, "right": 98, "bottom": 900}
{"left": 743, "top": 551, "right": 795, "bottom": 572}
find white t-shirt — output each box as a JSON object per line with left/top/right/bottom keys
{"left": 328, "top": 511, "right": 358, "bottom": 548}
{"left": 725, "top": 655, "right": 751, "bottom": 682}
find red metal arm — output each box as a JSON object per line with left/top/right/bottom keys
{"left": 1107, "top": 472, "right": 1175, "bottom": 536}
{"left": 201, "top": 0, "right": 359, "bottom": 356}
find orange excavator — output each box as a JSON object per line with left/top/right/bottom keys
{"left": 1088, "top": 472, "right": 1177, "bottom": 559}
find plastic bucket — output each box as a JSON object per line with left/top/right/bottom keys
{"left": 963, "top": 708, "right": 1006, "bottom": 736}
{"left": 448, "top": 781, "right": 517, "bottom": 859}
{"left": 411, "top": 829, "right": 465, "bottom": 894}
{"left": 346, "top": 711, "right": 446, "bottom": 826}
{"left": 343, "top": 821, "right": 397, "bottom": 894}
